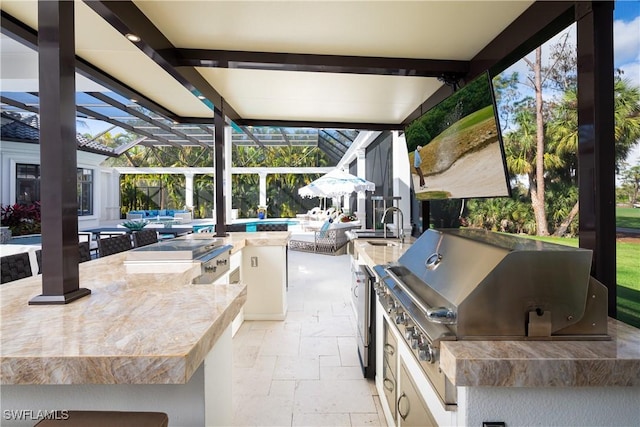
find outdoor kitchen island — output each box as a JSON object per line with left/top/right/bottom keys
{"left": 0, "top": 231, "right": 290, "bottom": 427}
{"left": 353, "top": 237, "right": 640, "bottom": 427}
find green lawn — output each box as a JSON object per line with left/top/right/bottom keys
{"left": 524, "top": 235, "right": 638, "bottom": 290}
{"left": 522, "top": 233, "right": 640, "bottom": 328}
{"left": 617, "top": 207, "right": 640, "bottom": 229}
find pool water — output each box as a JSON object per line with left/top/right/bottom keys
{"left": 193, "top": 219, "right": 299, "bottom": 233}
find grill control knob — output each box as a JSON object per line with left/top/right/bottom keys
{"left": 386, "top": 299, "right": 397, "bottom": 314}
{"left": 418, "top": 344, "right": 437, "bottom": 364}
{"left": 411, "top": 333, "right": 422, "bottom": 350}
{"left": 404, "top": 326, "right": 415, "bottom": 340}
{"left": 418, "top": 344, "right": 437, "bottom": 363}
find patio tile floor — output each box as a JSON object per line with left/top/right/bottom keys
{"left": 231, "top": 250, "right": 384, "bottom": 426}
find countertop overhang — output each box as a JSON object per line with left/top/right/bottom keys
{"left": 0, "top": 232, "right": 290, "bottom": 385}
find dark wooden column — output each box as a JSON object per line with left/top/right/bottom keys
{"left": 214, "top": 106, "right": 227, "bottom": 236}
{"left": 576, "top": 1, "right": 616, "bottom": 316}
{"left": 30, "top": 0, "right": 90, "bottom": 304}
{"left": 421, "top": 201, "right": 430, "bottom": 233}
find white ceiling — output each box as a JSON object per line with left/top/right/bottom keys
{"left": 1, "top": 0, "right": 535, "bottom": 127}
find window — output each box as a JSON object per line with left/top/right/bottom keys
{"left": 15, "top": 164, "right": 94, "bottom": 216}
{"left": 16, "top": 164, "right": 40, "bottom": 205}
{"left": 77, "top": 168, "right": 93, "bottom": 216}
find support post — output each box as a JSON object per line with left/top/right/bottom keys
{"left": 184, "top": 172, "right": 194, "bottom": 209}
{"left": 576, "top": 1, "right": 616, "bottom": 316}
{"left": 30, "top": 0, "right": 90, "bottom": 305}
{"left": 214, "top": 107, "right": 227, "bottom": 236}
{"left": 356, "top": 149, "right": 367, "bottom": 225}
{"left": 224, "top": 126, "right": 233, "bottom": 221}
{"left": 258, "top": 172, "right": 268, "bottom": 216}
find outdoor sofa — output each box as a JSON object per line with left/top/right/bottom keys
{"left": 289, "top": 219, "right": 361, "bottom": 255}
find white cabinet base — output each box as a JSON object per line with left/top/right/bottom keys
{"left": 0, "top": 325, "right": 234, "bottom": 427}
{"left": 241, "top": 245, "right": 287, "bottom": 320}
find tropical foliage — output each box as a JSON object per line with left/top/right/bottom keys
{"left": 102, "top": 141, "right": 213, "bottom": 218}
{"left": 100, "top": 131, "right": 333, "bottom": 219}
{"left": 463, "top": 35, "right": 640, "bottom": 237}
{"left": 617, "top": 164, "right": 640, "bottom": 206}
{"left": 232, "top": 145, "right": 330, "bottom": 218}
{"left": 0, "top": 202, "right": 41, "bottom": 236}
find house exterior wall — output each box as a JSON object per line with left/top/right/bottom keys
{"left": 0, "top": 140, "right": 108, "bottom": 229}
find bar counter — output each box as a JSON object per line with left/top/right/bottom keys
{"left": 0, "top": 252, "right": 244, "bottom": 385}
{"left": 0, "top": 231, "right": 291, "bottom": 385}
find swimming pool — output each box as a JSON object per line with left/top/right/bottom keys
{"left": 193, "top": 219, "right": 299, "bottom": 233}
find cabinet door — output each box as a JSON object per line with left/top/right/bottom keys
{"left": 242, "top": 246, "right": 286, "bottom": 319}
{"left": 381, "top": 317, "right": 398, "bottom": 422}
{"left": 398, "top": 360, "right": 438, "bottom": 427}
{"left": 382, "top": 357, "right": 397, "bottom": 421}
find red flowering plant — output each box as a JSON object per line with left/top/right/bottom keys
{"left": 0, "top": 202, "right": 42, "bottom": 236}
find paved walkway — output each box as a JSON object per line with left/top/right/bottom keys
{"left": 231, "top": 250, "right": 384, "bottom": 426}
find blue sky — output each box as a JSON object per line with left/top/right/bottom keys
{"left": 501, "top": 1, "right": 640, "bottom": 167}
{"left": 614, "top": 0, "right": 640, "bottom": 86}
{"left": 615, "top": 0, "right": 640, "bottom": 166}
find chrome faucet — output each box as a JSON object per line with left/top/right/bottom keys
{"left": 381, "top": 206, "right": 404, "bottom": 243}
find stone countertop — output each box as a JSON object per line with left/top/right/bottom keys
{"left": 439, "top": 319, "right": 640, "bottom": 387}
{"left": 0, "top": 231, "right": 290, "bottom": 386}
{"left": 351, "top": 237, "right": 415, "bottom": 266}
{"left": 183, "top": 231, "right": 290, "bottom": 254}
{"left": 354, "top": 240, "right": 640, "bottom": 388}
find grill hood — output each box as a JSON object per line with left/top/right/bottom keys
{"left": 380, "top": 229, "right": 609, "bottom": 340}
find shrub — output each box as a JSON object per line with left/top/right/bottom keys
{"left": 0, "top": 202, "right": 42, "bottom": 236}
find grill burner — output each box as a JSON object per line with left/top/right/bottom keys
{"left": 373, "top": 228, "right": 609, "bottom": 407}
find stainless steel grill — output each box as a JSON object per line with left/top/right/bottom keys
{"left": 373, "top": 228, "right": 609, "bottom": 407}
{"left": 126, "top": 238, "right": 233, "bottom": 283}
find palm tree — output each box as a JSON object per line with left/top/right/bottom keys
{"left": 548, "top": 76, "right": 640, "bottom": 236}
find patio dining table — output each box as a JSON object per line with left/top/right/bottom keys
{"left": 82, "top": 226, "right": 194, "bottom": 239}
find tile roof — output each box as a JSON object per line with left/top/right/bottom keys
{"left": 0, "top": 113, "right": 116, "bottom": 156}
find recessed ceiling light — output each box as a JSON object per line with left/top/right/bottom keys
{"left": 125, "top": 33, "right": 141, "bottom": 42}
{"left": 197, "top": 95, "right": 206, "bottom": 100}
{"left": 130, "top": 98, "right": 138, "bottom": 103}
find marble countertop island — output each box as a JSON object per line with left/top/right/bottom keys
{"left": 354, "top": 239, "right": 640, "bottom": 388}
{"left": 0, "top": 231, "right": 290, "bottom": 386}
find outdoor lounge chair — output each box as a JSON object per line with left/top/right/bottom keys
{"left": 288, "top": 221, "right": 360, "bottom": 255}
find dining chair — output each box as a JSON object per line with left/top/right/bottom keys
{"left": 97, "top": 234, "right": 133, "bottom": 257}
{"left": 225, "top": 223, "right": 247, "bottom": 232}
{"left": 78, "top": 232, "right": 98, "bottom": 258}
{"left": 133, "top": 229, "right": 159, "bottom": 248}
{"left": 78, "top": 241, "right": 92, "bottom": 263}
{"left": 256, "top": 223, "right": 288, "bottom": 232}
{"left": 1, "top": 252, "right": 33, "bottom": 284}
{"left": 34, "top": 242, "right": 93, "bottom": 274}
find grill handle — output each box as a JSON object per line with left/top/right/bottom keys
{"left": 196, "top": 245, "right": 233, "bottom": 263}
{"left": 385, "top": 266, "right": 457, "bottom": 326}
{"left": 426, "top": 307, "right": 457, "bottom": 324}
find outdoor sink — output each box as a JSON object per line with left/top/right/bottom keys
{"left": 351, "top": 229, "right": 396, "bottom": 239}
{"left": 366, "top": 240, "right": 399, "bottom": 247}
